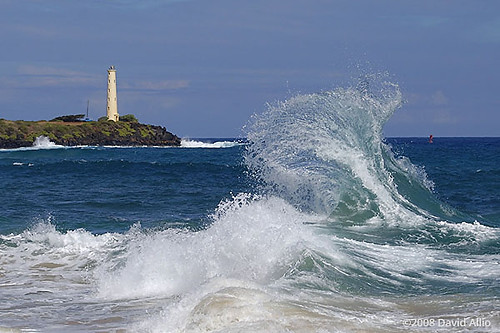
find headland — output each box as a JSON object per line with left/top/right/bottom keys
{"left": 0, "top": 115, "right": 181, "bottom": 148}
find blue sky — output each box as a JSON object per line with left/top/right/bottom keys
{"left": 0, "top": 0, "right": 499, "bottom": 137}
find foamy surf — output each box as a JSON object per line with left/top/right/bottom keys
{"left": 0, "top": 135, "right": 65, "bottom": 152}
{"left": 96, "top": 193, "right": 315, "bottom": 301}
{"left": 180, "top": 139, "right": 244, "bottom": 148}
{"left": 114, "top": 192, "right": 500, "bottom": 332}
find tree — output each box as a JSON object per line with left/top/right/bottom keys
{"left": 51, "top": 114, "right": 85, "bottom": 122}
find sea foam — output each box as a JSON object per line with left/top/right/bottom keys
{"left": 180, "top": 139, "right": 244, "bottom": 149}
{"left": 32, "top": 135, "right": 64, "bottom": 149}
{"left": 96, "top": 193, "right": 315, "bottom": 300}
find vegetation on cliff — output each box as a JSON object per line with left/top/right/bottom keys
{"left": 0, "top": 117, "right": 180, "bottom": 148}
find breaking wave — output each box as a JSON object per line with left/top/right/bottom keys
{"left": 1, "top": 75, "right": 498, "bottom": 332}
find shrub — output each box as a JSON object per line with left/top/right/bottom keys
{"left": 119, "top": 114, "right": 138, "bottom": 122}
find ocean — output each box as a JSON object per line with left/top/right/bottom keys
{"left": 0, "top": 82, "right": 499, "bottom": 332}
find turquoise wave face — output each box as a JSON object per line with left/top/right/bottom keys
{"left": 245, "top": 78, "right": 402, "bottom": 215}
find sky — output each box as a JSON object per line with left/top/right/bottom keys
{"left": 0, "top": 0, "right": 499, "bottom": 138}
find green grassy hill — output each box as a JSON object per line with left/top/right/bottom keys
{"left": 0, "top": 118, "right": 181, "bottom": 148}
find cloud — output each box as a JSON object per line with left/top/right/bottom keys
{"left": 9, "top": 24, "right": 60, "bottom": 39}
{"left": 18, "top": 65, "right": 92, "bottom": 77}
{"left": 404, "top": 90, "right": 449, "bottom": 107}
{"left": 0, "top": 67, "right": 98, "bottom": 89}
{"left": 430, "top": 90, "right": 448, "bottom": 106}
{"left": 0, "top": 65, "right": 101, "bottom": 89}
{"left": 432, "top": 109, "right": 457, "bottom": 124}
{"left": 380, "top": 15, "right": 449, "bottom": 29}
{"left": 0, "top": 65, "right": 189, "bottom": 95}
{"left": 83, "top": 0, "right": 192, "bottom": 10}
{"left": 462, "top": 17, "right": 500, "bottom": 44}
{"left": 122, "top": 80, "right": 189, "bottom": 91}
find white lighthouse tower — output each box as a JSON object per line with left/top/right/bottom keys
{"left": 106, "top": 65, "right": 119, "bottom": 121}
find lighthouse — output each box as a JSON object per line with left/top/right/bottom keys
{"left": 106, "top": 65, "right": 119, "bottom": 121}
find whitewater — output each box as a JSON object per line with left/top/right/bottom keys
{"left": 0, "top": 78, "right": 498, "bottom": 332}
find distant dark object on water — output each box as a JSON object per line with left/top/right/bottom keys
{"left": 429, "top": 134, "right": 433, "bottom": 144}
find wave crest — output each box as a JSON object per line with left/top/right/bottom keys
{"left": 245, "top": 77, "right": 405, "bottom": 219}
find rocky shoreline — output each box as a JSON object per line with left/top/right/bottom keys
{"left": 0, "top": 119, "right": 181, "bottom": 149}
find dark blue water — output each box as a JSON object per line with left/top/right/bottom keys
{"left": 0, "top": 144, "right": 249, "bottom": 234}
{"left": 1, "top": 138, "right": 497, "bottom": 236}
{"left": 387, "top": 137, "right": 500, "bottom": 226}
